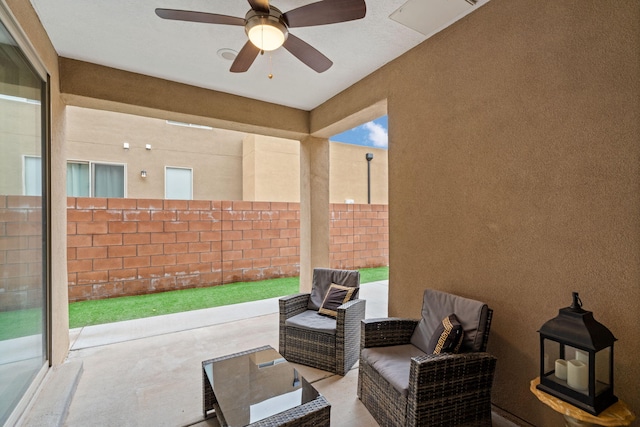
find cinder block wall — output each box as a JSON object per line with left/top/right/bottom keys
{"left": 0, "top": 196, "right": 43, "bottom": 310}
{"left": 65, "top": 197, "right": 388, "bottom": 302}
{"left": 330, "top": 203, "right": 388, "bottom": 269}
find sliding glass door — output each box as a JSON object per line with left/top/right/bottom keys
{"left": 0, "top": 15, "right": 49, "bottom": 425}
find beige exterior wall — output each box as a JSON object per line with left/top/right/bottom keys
{"left": 330, "top": 142, "right": 388, "bottom": 205}
{"left": 0, "top": 99, "right": 41, "bottom": 195}
{"left": 242, "top": 134, "right": 300, "bottom": 202}
{"left": 7, "top": 0, "right": 639, "bottom": 425}
{"left": 66, "top": 106, "right": 246, "bottom": 200}
{"left": 65, "top": 109, "right": 388, "bottom": 204}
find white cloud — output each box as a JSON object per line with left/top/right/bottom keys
{"left": 362, "top": 121, "right": 388, "bottom": 148}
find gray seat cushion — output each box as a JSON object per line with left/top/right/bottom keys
{"left": 410, "top": 289, "right": 489, "bottom": 353}
{"left": 308, "top": 268, "right": 360, "bottom": 310}
{"left": 285, "top": 310, "right": 337, "bottom": 335}
{"left": 361, "top": 344, "right": 427, "bottom": 396}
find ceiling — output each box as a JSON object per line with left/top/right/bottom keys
{"left": 29, "top": 0, "right": 488, "bottom": 111}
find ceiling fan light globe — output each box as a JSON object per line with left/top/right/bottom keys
{"left": 248, "top": 23, "right": 286, "bottom": 51}
{"left": 245, "top": 10, "right": 288, "bottom": 51}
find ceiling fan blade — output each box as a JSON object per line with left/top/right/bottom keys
{"left": 155, "top": 9, "right": 244, "bottom": 26}
{"left": 283, "top": 34, "right": 332, "bottom": 73}
{"left": 230, "top": 41, "right": 261, "bottom": 73}
{"left": 283, "top": 0, "right": 366, "bottom": 28}
{"left": 247, "top": 0, "right": 270, "bottom": 14}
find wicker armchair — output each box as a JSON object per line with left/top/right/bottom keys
{"left": 358, "top": 289, "right": 497, "bottom": 427}
{"left": 279, "top": 268, "right": 365, "bottom": 375}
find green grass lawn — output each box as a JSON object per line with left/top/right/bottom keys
{"left": 68, "top": 266, "right": 388, "bottom": 329}
{"left": 0, "top": 308, "right": 43, "bottom": 341}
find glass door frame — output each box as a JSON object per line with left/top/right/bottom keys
{"left": 0, "top": 2, "right": 52, "bottom": 425}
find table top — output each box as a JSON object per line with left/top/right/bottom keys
{"left": 203, "top": 346, "right": 320, "bottom": 427}
{"left": 530, "top": 377, "right": 636, "bottom": 426}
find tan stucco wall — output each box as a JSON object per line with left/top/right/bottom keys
{"left": 58, "top": 58, "right": 310, "bottom": 141}
{"left": 65, "top": 113, "right": 387, "bottom": 204}
{"left": 318, "top": 1, "right": 640, "bottom": 425}
{"left": 299, "top": 137, "right": 331, "bottom": 291}
{"left": 6, "top": 0, "right": 69, "bottom": 365}
{"left": 242, "top": 134, "right": 300, "bottom": 202}
{"left": 330, "top": 142, "right": 388, "bottom": 205}
{"left": 0, "top": 99, "right": 41, "bottom": 195}
{"left": 241, "top": 136, "right": 388, "bottom": 204}
{"left": 313, "top": 1, "right": 639, "bottom": 425}
{"left": 66, "top": 107, "right": 245, "bottom": 200}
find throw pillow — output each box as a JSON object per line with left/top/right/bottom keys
{"left": 318, "top": 284, "right": 356, "bottom": 317}
{"left": 426, "top": 314, "right": 465, "bottom": 354}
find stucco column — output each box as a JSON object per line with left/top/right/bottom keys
{"left": 50, "top": 99, "right": 70, "bottom": 365}
{"left": 299, "top": 136, "right": 330, "bottom": 293}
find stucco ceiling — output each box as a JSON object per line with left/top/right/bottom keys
{"left": 29, "top": 0, "right": 488, "bottom": 111}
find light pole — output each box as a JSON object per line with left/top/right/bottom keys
{"left": 365, "top": 152, "right": 373, "bottom": 204}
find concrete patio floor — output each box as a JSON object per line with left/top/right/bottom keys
{"left": 22, "top": 280, "right": 527, "bottom": 426}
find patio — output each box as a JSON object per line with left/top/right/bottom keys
{"left": 23, "top": 280, "right": 525, "bottom": 427}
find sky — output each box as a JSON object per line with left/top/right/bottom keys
{"left": 330, "top": 115, "right": 388, "bottom": 149}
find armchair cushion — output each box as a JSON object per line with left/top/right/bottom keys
{"left": 308, "top": 268, "right": 360, "bottom": 310}
{"left": 411, "top": 289, "right": 489, "bottom": 353}
{"left": 361, "top": 344, "right": 427, "bottom": 396}
{"left": 318, "top": 284, "right": 356, "bottom": 317}
{"left": 285, "top": 310, "right": 337, "bottom": 335}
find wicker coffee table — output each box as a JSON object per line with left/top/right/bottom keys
{"left": 202, "top": 345, "right": 330, "bottom": 427}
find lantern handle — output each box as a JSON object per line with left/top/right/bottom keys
{"left": 571, "top": 292, "right": 583, "bottom": 309}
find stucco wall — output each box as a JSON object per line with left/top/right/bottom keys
{"left": 381, "top": 1, "right": 639, "bottom": 425}
{"left": 66, "top": 106, "right": 246, "bottom": 200}
{"left": 64, "top": 108, "right": 388, "bottom": 204}
{"left": 242, "top": 134, "right": 300, "bottom": 202}
{"left": 0, "top": 99, "right": 41, "bottom": 195}
{"left": 330, "top": 142, "right": 388, "bottom": 205}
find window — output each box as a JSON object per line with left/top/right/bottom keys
{"left": 66, "top": 161, "right": 125, "bottom": 197}
{"left": 24, "top": 155, "right": 42, "bottom": 196}
{"left": 165, "top": 166, "right": 193, "bottom": 200}
{"left": 93, "top": 163, "right": 125, "bottom": 197}
{"left": 66, "top": 161, "right": 89, "bottom": 197}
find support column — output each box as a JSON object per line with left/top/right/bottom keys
{"left": 299, "top": 136, "right": 330, "bottom": 293}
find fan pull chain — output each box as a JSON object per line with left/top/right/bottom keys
{"left": 268, "top": 53, "right": 273, "bottom": 79}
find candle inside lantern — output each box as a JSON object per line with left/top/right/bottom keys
{"left": 555, "top": 359, "right": 567, "bottom": 380}
{"left": 567, "top": 359, "right": 588, "bottom": 391}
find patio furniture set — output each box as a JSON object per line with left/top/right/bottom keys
{"left": 201, "top": 268, "right": 497, "bottom": 426}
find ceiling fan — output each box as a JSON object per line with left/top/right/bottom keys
{"left": 155, "top": 0, "right": 366, "bottom": 74}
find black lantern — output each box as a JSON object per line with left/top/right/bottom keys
{"left": 537, "top": 292, "right": 617, "bottom": 415}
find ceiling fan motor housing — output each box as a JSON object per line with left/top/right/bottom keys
{"left": 245, "top": 6, "right": 288, "bottom": 51}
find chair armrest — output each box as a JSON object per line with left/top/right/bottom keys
{"left": 279, "top": 293, "right": 311, "bottom": 320}
{"left": 335, "top": 299, "right": 367, "bottom": 375}
{"left": 337, "top": 299, "right": 367, "bottom": 331}
{"left": 408, "top": 352, "right": 497, "bottom": 405}
{"left": 360, "top": 318, "right": 419, "bottom": 349}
